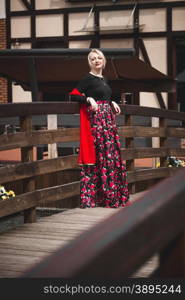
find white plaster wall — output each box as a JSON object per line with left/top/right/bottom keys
{"left": 69, "top": 40, "right": 91, "bottom": 48}
{"left": 139, "top": 38, "right": 167, "bottom": 108}
{"left": 172, "top": 7, "right": 185, "bottom": 31}
{"left": 36, "top": 14, "right": 63, "bottom": 37}
{"left": 139, "top": 8, "right": 166, "bottom": 32}
{"left": 0, "top": 0, "right": 5, "bottom": 18}
{"left": 100, "top": 39, "right": 133, "bottom": 48}
{"left": 12, "top": 84, "right": 32, "bottom": 103}
{"left": 11, "top": 17, "right": 31, "bottom": 38}
{"left": 140, "top": 38, "right": 167, "bottom": 74}
{"left": 140, "top": 92, "right": 168, "bottom": 108}
{"left": 69, "top": 12, "right": 94, "bottom": 36}
{"left": 10, "top": 0, "right": 26, "bottom": 11}
{"left": 11, "top": 43, "right": 31, "bottom": 49}
{"left": 100, "top": 10, "right": 133, "bottom": 29}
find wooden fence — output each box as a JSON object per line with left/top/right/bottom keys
{"left": 0, "top": 102, "right": 185, "bottom": 223}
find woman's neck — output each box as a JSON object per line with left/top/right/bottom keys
{"left": 90, "top": 70, "right": 103, "bottom": 77}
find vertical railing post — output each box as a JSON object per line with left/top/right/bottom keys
{"left": 20, "top": 115, "right": 36, "bottom": 223}
{"left": 159, "top": 117, "right": 167, "bottom": 167}
{"left": 47, "top": 114, "right": 58, "bottom": 159}
{"left": 125, "top": 113, "right": 135, "bottom": 194}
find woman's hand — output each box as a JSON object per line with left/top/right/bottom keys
{"left": 87, "top": 97, "right": 98, "bottom": 112}
{"left": 111, "top": 101, "right": 121, "bottom": 114}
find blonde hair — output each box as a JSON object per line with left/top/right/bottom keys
{"left": 88, "top": 48, "right": 106, "bottom": 69}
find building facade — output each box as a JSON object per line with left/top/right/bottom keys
{"left": 1, "top": 0, "right": 185, "bottom": 110}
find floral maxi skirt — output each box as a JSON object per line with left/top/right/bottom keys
{"left": 80, "top": 101, "right": 129, "bottom": 208}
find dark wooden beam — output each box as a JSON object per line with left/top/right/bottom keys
{"left": 31, "top": 0, "right": 35, "bottom": 10}
{"left": 63, "top": 12, "right": 69, "bottom": 48}
{"left": 30, "top": 3, "right": 36, "bottom": 48}
{"left": 9, "top": 1, "right": 185, "bottom": 18}
{"left": 90, "top": 6, "right": 100, "bottom": 48}
{"left": 167, "top": 7, "right": 177, "bottom": 110}
{"left": 28, "top": 57, "right": 39, "bottom": 101}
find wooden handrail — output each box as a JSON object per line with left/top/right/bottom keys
{"left": 0, "top": 128, "right": 80, "bottom": 151}
{"left": 22, "top": 168, "right": 185, "bottom": 278}
{"left": 122, "top": 104, "right": 185, "bottom": 120}
{"left": 0, "top": 102, "right": 185, "bottom": 222}
{"left": 0, "top": 167, "right": 179, "bottom": 219}
{"left": 0, "top": 181, "right": 80, "bottom": 219}
{"left": 0, "top": 155, "right": 78, "bottom": 184}
{"left": 1, "top": 102, "right": 185, "bottom": 120}
{"left": 1, "top": 127, "right": 185, "bottom": 151}
{"left": 0, "top": 102, "right": 80, "bottom": 117}
{"left": 1, "top": 149, "right": 184, "bottom": 185}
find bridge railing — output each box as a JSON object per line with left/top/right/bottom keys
{"left": 23, "top": 167, "right": 185, "bottom": 278}
{"left": 0, "top": 102, "right": 185, "bottom": 223}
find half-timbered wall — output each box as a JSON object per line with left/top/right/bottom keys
{"left": 4, "top": 0, "right": 185, "bottom": 109}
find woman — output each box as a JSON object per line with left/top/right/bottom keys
{"left": 70, "top": 48, "right": 129, "bottom": 208}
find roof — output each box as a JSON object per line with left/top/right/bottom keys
{"left": 0, "top": 48, "right": 175, "bottom": 99}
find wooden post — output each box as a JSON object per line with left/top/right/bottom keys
{"left": 152, "top": 117, "right": 160, "bottom": 168}
{"left": 159, "top": 117, "right": 167, "bottom": 167}
{"left": 159, "top": 231, "right": 185, "bottom": 277}
{"left": 20, "top": 116, "right": 36, "bottom": 223}
{"left": 125, "top": 114, "right": 135, "bottom": 194}
{"left": 47, "top": 115, "right": 58, "bottom": 159}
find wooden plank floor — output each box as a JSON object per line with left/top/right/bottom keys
{"left": 0, "top": 191, "right": 157, "bottom": 278}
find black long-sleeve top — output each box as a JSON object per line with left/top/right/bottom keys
{"left": 70, "top": 73, "right": 112, "bottom": 103}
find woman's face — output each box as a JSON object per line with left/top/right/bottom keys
{"left": 89, "top": 52, "right": 104, "bottom": 72}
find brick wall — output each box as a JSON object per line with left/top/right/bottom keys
{"left": 0, "top": 19, "right": 8, "bottom": 103}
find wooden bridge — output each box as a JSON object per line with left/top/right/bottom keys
{"left": 0, "top": 102, "right": 185, "bottom": 278}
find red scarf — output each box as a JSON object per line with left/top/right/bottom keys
{"left": 69, "top": 89, "right": 96, "bottom": 165}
